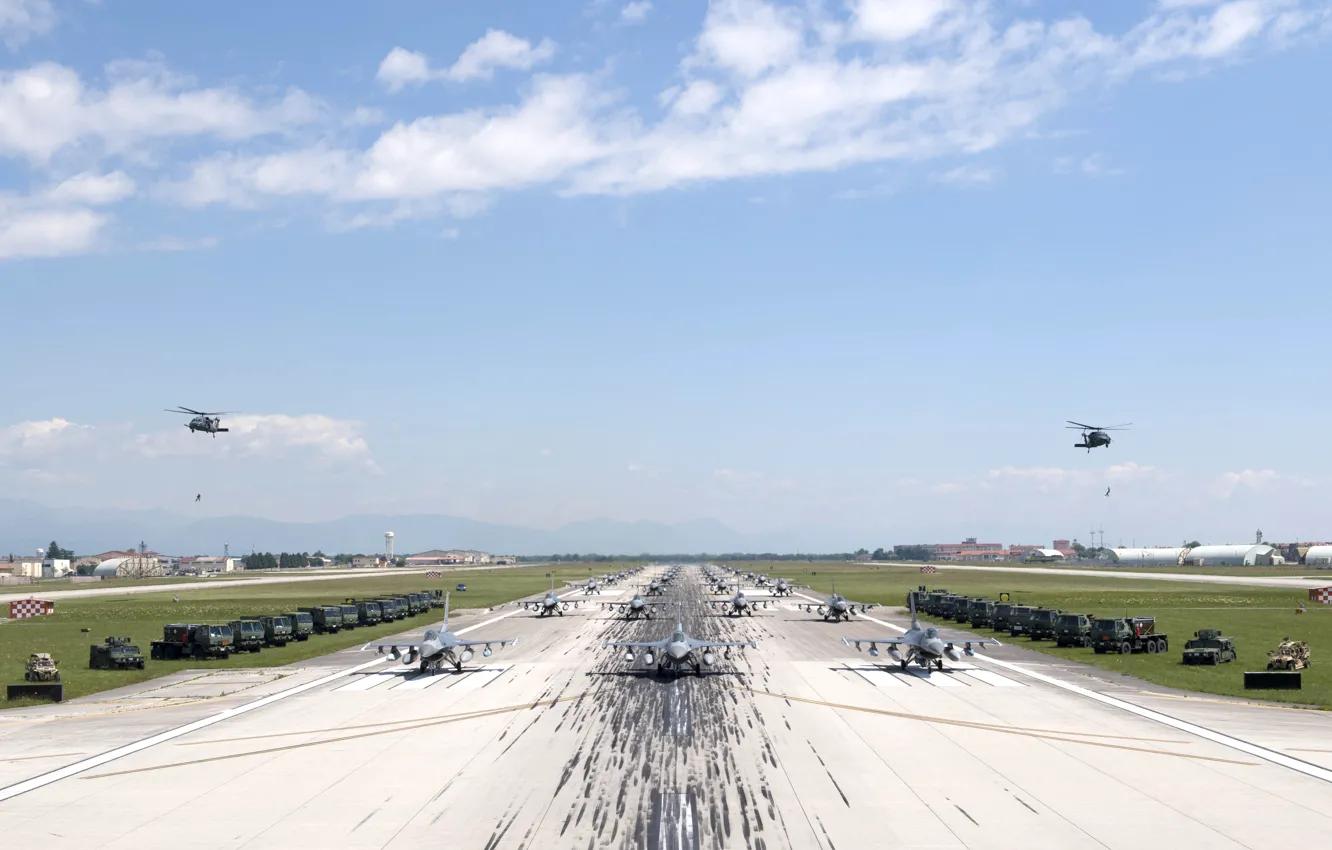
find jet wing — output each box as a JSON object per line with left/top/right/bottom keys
{"left": 601, "top": 638, "right": 669, "bottom": 649}
{"left": 687, "top": 637, "right": 758, "bottom": 649}
{"left": 843, "top": 600, "right": 877, "bottom": 609}
{"left": 454, "top": 637, "right": 519, "bottom": 648}
{"left": 949, "top": 637, "right": 1002, "bottom": 647}
{"left": 361, "top": 639, "right": 424, "bottom": 652}
{"left": 841, "top": 636, "right": 912, "bottom": 647}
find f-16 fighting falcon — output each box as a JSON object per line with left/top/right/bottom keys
{"left": 362, "top": 593, "right": 518, "bottom": 674}
{"left": 602, "top": 618, "right": 757, "bottom": 678}
{"left": 796, "top": 580, "right": 877, "bottom": 622}
{"left": 602, "top": 591, "right": 669, "bottom": 620}
{"left": 520, "top": 577, "right": 579, "bottom": 617}
{"left": 570, "top": 575, "right": 602, "bottom": 595}
{"left": 637, "top": 578, "right": 666, "bottom": 596}
{"left": 770, "top": 577, "right": 803, "bottom": 597}
{"left": 711, "top": 579, "right": 768, "bottom": 617}
{"left": 842, "top": 594, "right": 1000, "bottom": 670}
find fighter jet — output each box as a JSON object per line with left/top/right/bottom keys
{"left": 770, "top": 577, "right": 803, "bottom": 597}
{"left": 637, "top": 578, "right": 667, "bottom": 596}
{"left": 602, "top": 619, "right": 757, "bottom": 678}
{"left": 842, "top": 594, "right": 1000, "bottom": 670}
{"left": 796, "top": 580, "right": 877, "bottom": 622}
{"left": 602, "top": 591, "right": 669, "bottom": 620}
{"left": 569, "top": 576, "right": 601, "bottom": 595}
{"left": 519, "top": 578, "right": 579, "bottom": 617}
{"left": 362, "top": 593, "right": 518, "bottom": 674}
{"left": 711, "top": 579, "right": 768, "bottom": 617}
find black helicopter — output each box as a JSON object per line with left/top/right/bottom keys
{"left": 167, "top": 406, "right": 234, "bottom": 436}
{"left": 1067, "top": 421, "right": 1130, "bottom": 452}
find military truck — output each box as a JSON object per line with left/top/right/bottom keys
{"left": 339, "top": 604, "right": 360, "bottom": 629}
{"left": 255, "top": 615, "right": 294, "bottom": 647}
{"left": 89, "top": 636, "right": 145, "bottom": 670}
{"left": 24, "top": 653, "right": 60, "bottom": 681}
{"left": 1027, "top": 608, "right": 1064, "bottom": 641}
{"left": 991, "top": 602, "right": 1015, "bottom": 632}
{"left": 285, "top": 610, "right": 314, "bottom": 641}
{"left": 354, "top": 600, "right": 382, "bottom": 626}
{"left": 968, "top": 599, "right": 996, "bottom": 629}
{"left": 1182, "top": 629, "right": 1236, "bottom": 665}
{"left": 1267, "top": 639, "right": 1310, "bottom": 671}
{"left": 937, "top": 594, "right": 964, "bottom": 621}
{"left": 1054, "top": 613, "right": 1093, "bottom": 648}
{"left": 953, "top": 598, "right": 977, "bottom": 623}
{"left": 377, "top": 598, "right": 405, "bottom": 621}
{"left": 1007, "top": 606, "right": 1035, "bottom": 637}
{"left": 395, "top": 593, "right": 426, "bottom": 616}
{"left": 423, "top": 589, "right": 445, "bottom": 609}
{"left": 228, "top": 618, "right": 265, "bottom": 653}
{"left": 1091, "top": 617, "right": 1168, "bottom": 655}
{"left": 300, "top": 605, "right": 343, "bottom": 633}
{"left": 151, "top": 624, "right": 233, "bottom": 660}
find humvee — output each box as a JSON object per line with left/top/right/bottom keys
{"left": 1182, "top": 629, "right": 1236, "bottom": 665}
{"left": 89, "top": 636, "right": 145, "bottom": 670}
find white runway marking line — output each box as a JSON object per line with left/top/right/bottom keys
{"left": 335, "top": 671, "right": 406, "bottom": 692}
{"left": 962, "top": 669, "right": 1024, "bottom": 688}
{"left": 815, "top": 595, "right": 1332, "bottom": 785}
{"left": 842, "top": 661, "right": 909, "bottom": 689}
{"left": 0, "top": 604, "right": 536, "bottom": 802}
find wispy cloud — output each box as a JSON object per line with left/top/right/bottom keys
{"left": 377, "top": 30, "right": 557, "bottom": 92}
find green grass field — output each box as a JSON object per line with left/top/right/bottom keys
{"left": 1, "top": 563, "right": 637, "bottom": 705}
{"left": 759, "top": 561, "right": 1332, "bottom": 709}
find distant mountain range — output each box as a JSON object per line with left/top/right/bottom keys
{"left": 0, "top": 499, "right": 857, "bottom": 557}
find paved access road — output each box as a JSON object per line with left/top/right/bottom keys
{"left": 875, "top": 560, "right": 1332, "bottom": 589}
{"left": 2, "top": 567, "right": 1331, "bottom": 849}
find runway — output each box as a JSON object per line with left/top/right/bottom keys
{"left": 2, "top": 566, "right": 1332, "bottom": 849}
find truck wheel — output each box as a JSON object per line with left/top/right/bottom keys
{"left": 1120, "top": 641, "right": 1132, "bottom": 655}
{"left": 1210, "top": 656, "right": 1218, "bottom": 666}
{"left": 1146, "top": 640, "right": 1159, "bottom": 654}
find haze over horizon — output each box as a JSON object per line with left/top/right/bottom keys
{"left": 3, "top": 1, "right": 1331, "bottom": 548}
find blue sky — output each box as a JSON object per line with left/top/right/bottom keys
{"left": 2, "top": 0, "right": 1331, "bottom": 548}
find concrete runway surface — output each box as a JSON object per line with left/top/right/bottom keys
{"left": 2, "top": 566, "right": 1332, "bottom": 849}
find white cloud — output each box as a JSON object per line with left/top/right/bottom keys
{"left": 621, "top": 1, "right": 653, "bottom": 24}
{"left": 0, "top": 0, "right": 56, "bottom": 50}
{"left": 0, "top": 60, "right": 325, "bottom": 162}
{"left": 132, "top": 413, "right": 378, "bottom": 472}
{"left": 849, "top": 0, "right": 955, "bottom": 43}
{"left": 937, "top": 164, "right": 996, "bottom": 185}
{"left": 0, "top": 418, "right": 93, "bottom": 458}
{"left": 1216, "top": 468, "right": 1280, "bottom": 497}
{"left": 43, "top": 170, "right": 135, "bottom": 205}
{"left": 377, "top": 31, "right": 557, "bottom": 92}
{"left": 136, "top": 235, "right": 219, "bottom": 252}
{"left": 688, "top": 0, "right": 806, "bottom": 78}
{"left": 540, "top": 447, "right": 553, "bottom": 456}
{"left": 0, "top": 207, "right": 107, "bottom": 259}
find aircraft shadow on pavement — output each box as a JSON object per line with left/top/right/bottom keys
{"left": 585, "top": 669, "right": 746, "bottom": 680}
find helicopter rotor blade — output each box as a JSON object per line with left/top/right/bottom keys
{"left": 1065, "top": 421, "right": 1096, "bottom": 430}
{"left": 166, "top": 407, "right": 205, "bottom": 415}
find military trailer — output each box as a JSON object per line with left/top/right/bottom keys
{"left": 339, "top": 604, "right": 360, "bottom": 629}
{"left": 1267, "top": 639, "right": 1310, "bottom": 671}
{"left": 1091, "top": 617, "right": 1168, "bottom": 655}
{"left": 228, "top": 618, "right": 265, "bottom": 653}
{"left": 255, "top": 615, "right": 294, "bottom": 647}
{"left": 968, "top": 599, "right": 996, "bottom": 629}
{"left": 285, "top": 610, "right": 314, "bottom": 641}
{"left": 24, "top": 653, "right": 60, "bottom": 681}
{"left": 1182, "top": 629, "right": 1236, "bottom": 665}
{"left": 991, "top": 602, "right": 1015, "bottom": 632}
{"left": 1007, "top": 606, "right": 1035, "bottom": 637}
{"left": 300, "top": 605, "right": 343, "bottom": 633}
{"left": 1027, "top": 608, "right": 1064, "bottom": 641}
{"left": 89, "top": 636, "right": 145, "bottom": 670}
{"left": 355, "top": 600, "right": 382, "bottom": 626}
{"left": 1054, "top": 613, "right": 1093, "bottom": 647}
{"left": 151, "top": 624, "right": 233, "bottom": 660}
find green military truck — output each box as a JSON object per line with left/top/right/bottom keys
{"left": 1054, "top": 613, "right": 1094, "bottom": 647}
{"left": 339, "top": 604, "right": 360, "bottom": 629}
{"left": 1027, "top": 608, "right": 1064, "bottom": 641}
{"left": 937, "top": 595, "right": 964, "bottom": 621}
{"left": 354, "top": 600, "right": 382, "bottom": 626}
{"left": 300, "top": 605, "right": 343, "bottom": 634}
{"left": 1007, "top": 606, "right": 1035, "bottom": 637}
{"left": 380, "top": 598, "right": 406, "bottom": 621}
{"left": 1092, "top": 617, "right": 1169, "bottom": 655}
{"left": 1182, "top": 629, "right": 1236, "bottom": 665}
{"left": 953, "top": 598, "right": 977, "bottom": 624}
{"left": 89, "top": 636, "right": 145, "bottom": 670}
{"left": 968, "top": 599, "right": 996, "bottom": 629}
{"left": 151, "top": 624, "right": 233, "bottom": 660}
{"left": 228, "top": 618, "right": 265, "bottom": 653}
{"left": 397, "top": 593, "right": 426, "bottom": 616}
{"left": 423, "top": 589, "right": 445, "bottom": 609}
{"left": 285, "top": 610, "right": 314, "bottom": 641}
{"left": 254, "top": 615, "right": 294, "bottom": 647}
{"left": 991, "top": 602, "right": 1015, "bottom": 632}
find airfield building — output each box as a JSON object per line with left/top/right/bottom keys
{"left": 1304, "top": 545, "right": 1332, "bottom": 566}
{"left": 93, "top": 556, "right": 165, "bottom": 578}
{"left": 1110, "top": 547, "right": 1186, "bottom": 566}
{"left": 1024, "top": 549, "right": 1066, "bottom": 563}
{"left": 1180, "top": 544, "right": 1277, "bottom": 566}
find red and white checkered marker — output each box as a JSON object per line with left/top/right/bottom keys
{"left": 9, "top": 599, "right": 54, "bottom": 619}
{"left": 425, "top": 570, "right": 442, "bottom": 578}
{"left": 920, "top": 565, "right": 938, "bottom": 574}
{"left": 1310, "top": 587, "right": 1332, "bottom": 605}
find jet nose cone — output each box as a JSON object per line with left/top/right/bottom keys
{"left": 669, "top": 643, "right": 688, "bottom": 659}
{"left": 925, "top": 639, "right": 945, "bottom": 656}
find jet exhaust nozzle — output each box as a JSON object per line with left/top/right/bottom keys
{"left": 702, "top": 651, "right": 716, "bottom": 665}
{"left": 643, "top": 652, "right": 655, "bottom": 666}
